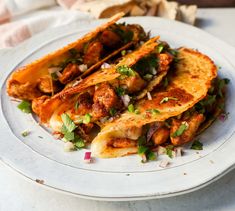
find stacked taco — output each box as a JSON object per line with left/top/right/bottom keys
{"left": 7, "top": 13, "right": 229, "bottom": 161}
{"left": 7, "top": 12, "right": 148, "bottom": 100}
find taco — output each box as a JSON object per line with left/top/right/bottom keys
{"left": 90, "top": 48, "right": 228, "bottom": 159}
{"left": 7, "top": 12, "right": 148, "bottom": 100}
{"left": 31, "top": 36, "right": 179, "bottom": 148}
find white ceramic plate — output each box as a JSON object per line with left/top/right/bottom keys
{"left": 1, "top": 17, "right": 235, "bottom": 201}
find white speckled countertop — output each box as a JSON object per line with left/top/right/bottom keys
{"left": 1, "top": 8, "right": 235, "bottom": 211}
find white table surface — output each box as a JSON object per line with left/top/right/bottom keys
{"left": 1, "top": 8, "right": 235, "bottom": 211}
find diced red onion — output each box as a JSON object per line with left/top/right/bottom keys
{"left": 121, "top": 95, "right": 131, "bottom": 107}
{"left": 147, "top": 92, "right": 152, "bottom": 100}
{"left": 159, "top": 159, "right": 169, "bottom": 168}
{"left": 146, "top": 122, "right": 161, "bottom": 142}
{"left": 219, "top": 113, "right": 228, "bottom": 122}
{"left": 48, "top": 67, "right": 62, "bottom": 74}
{"left": 175, "top": 147, "right": 183, "bottom": 157}
{"left": 101, "top": 62, "right": 111, "bottom": 69}
{"left": 141, "top": 154, "right": 147, "bottom": 163}
{"left": 64, "top": 142, "right": 75, "bottom": 152}
{"left": 84, "top": 152, "right": 92, "bottom": 163}
{"left": 151, "top": 68, "right": 157, "bottom": 75}
{"left": 78, "top": 64, "right": 88, "bottom": 72}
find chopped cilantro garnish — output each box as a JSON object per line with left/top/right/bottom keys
{"left": 138, "top": 146, "right": 148, "bottom": 155}
{"left": 218, "top": 78, "right": 230, "bottom": 97}
{"left": 21, "top": 130, "right": 29, "bottom": 137}
{"left": 68, "top": 48, "right": 78, "bottom": 57}
{"left": 109, "top": 108, "right": 117, "bottom": 116}
{"left": 61, "top": 113, "right": 77, "bottom": 133}
{"left": 137, "top": 136, "right": 146, "bottom": 146}
{"left": 63, "top": 131, "right": 75, "bottom": 141}
{"left": 168, "top": 49, "right": 178, "bottom": 56}
{"left": 147, "top": 151, "right": 156, "bottom": 161}
{"left": 74, "top": 137, "right": 85, "bottom": 149}
{"left": 121, "top": 50, "right": 126, "bottom": 56}
{"left": 132, "top": 54, "right": 158, "bottom": 77}
{"left": 146, "top": 109, "right": 160, "bottom": 115}
{"left": 163, "top": 77, "right": 168, "bottom": 88}
{"left": 113, "top": 28, "right": 134, "bottom": 43}
{"left": 116, "top": 87, "right": 125, "bottom": 96}
{"left": 134, "top": 109, "right": 140, "bottom": 114}
{"left": 171, "top": 122, "right": 188, "bottom": 138}
{"left": 166, "top": 145, "right": 174, "bottom": 158}
{"left": 191, "top": 140, "right": 203, "bottom": 150}
{"left": 60, "top": 113, "right": 85, "bottom": 149}
{"left": 51, "top": 72, "right": 58, "bottom": 81}
{"left": 160, "top": 97, "right": 178, "bottom": 104}
{"left": 128, "top": 104, "right": 135, "bottom": 113}
{"left": 117, "top": 65, "right": 135, "bottom": 76}
{"left": 157, "top": 43, "right": 164, "bottom": 53}
{"left": 143, "top": 74, "right": 153, "bottom": 81}
{"left": 137, "top": 135, "right": 156, "bottom": 162}
{"left": 83, "top": 113, "right": 92, "bottom": 124}
{"left": 17, "top": 100, "right": 32, "bottom": 114}
{"left": 74, "top": 101, "right": 79, "bottom": 111}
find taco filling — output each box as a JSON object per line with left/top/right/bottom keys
{"left": 34, "top": 38, "right": 179, "bottom": 146}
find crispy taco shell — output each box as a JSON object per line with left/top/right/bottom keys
{"left": 91, "top": 48, "right": 217, "bottom": 158}
{"left": 7, "top": 12, "right": 145, "bottom": 100}
{"left": 38, "top": 37, "right": 160, "bottom": 123}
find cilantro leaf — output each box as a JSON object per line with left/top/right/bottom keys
{"left": 117, "top": 65, "right": 135, "bottom": 76}
{"left": 128, "top": 104, "right": 135, "bottom": 113}
{"left": 17, "top": 100, "right": 32, "bottom": 114}
{"left": 191, "top": 140, "right": 203, "bottom": 150}
{"left": 113, "top": 28, "right": 134, "bottom": 43}
{"left": 163, "top": 77, "right": 168, "bottom": 88}
{"left": 137, "top": 136, "right": 146, "bottom": 146}
{"left": 218, "top": 78, "right": 230, "bottom": 97}
{"left": 63, "top": 131, "right": 75, "bottom": 141}
{"left": 109, "top": 108, "right": 117, "bottom": 116}
{"left": 146, "top": 109, "right": 160, "bottom": 115}
{"left": 61, "top": 113, "right": 77, "bottom": 133}
{"left": 166, "top": 145, "right": 174, "bottom": 158}
{"left": 83, "top": 113, "right": 91, "bottom": 124}
{"left": 74, "top": 101, "right": 79, "bottom": 111}
{"left": 138, "top": 146, "right": 148, "bottom": 155}
{"left": 74, "top": 136, "right": 85, "bottom": 149}
{"left": 121, "top": 50, "right": 126, "bottom": 56}
{"left": 157, "top": 43, "right": 164, "bottom": 53}
{"left": 143, "top": 74, "right": 153, "bottom": 81}
{"left": 171, "top": 122, "right": 188, "bottom": 138}
{"left": 147, "top": 151, "right": 156, "bottom": 161}
{"left": 68, "top": 48, "right": 78, "bottom": 57}
{"left": 51, "top": 72, "right": 58, "bottom": 81}
{"left": 116, "top": 87, "right": 125, "bottom": 96}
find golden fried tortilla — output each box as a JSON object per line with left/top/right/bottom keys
{"left": 91, "top": 48, "right": 217, "bottom": 158}
{"left": 7, "top": 13, "right": 125, "bottom": 100}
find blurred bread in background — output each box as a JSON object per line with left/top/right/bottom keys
{"left": 71, "top": 0, "right": 197, "bottom": 25}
